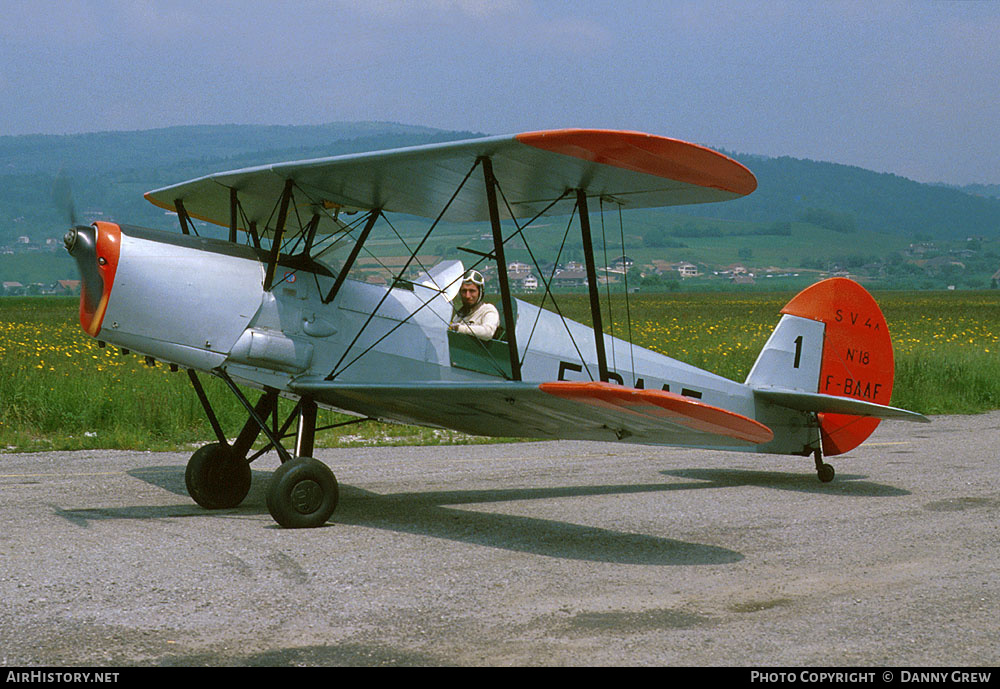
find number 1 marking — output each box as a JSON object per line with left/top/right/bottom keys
{"left": 793, "top": 335, "right": 803, "bottom": 369}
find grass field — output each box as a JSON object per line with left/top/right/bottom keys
{"left": 0, "top": 298, "right": 488, "bottom": 452}
{"left": 529, "top": 290, "right": 1000, "bottom": 415}
{"left": 2, "top": 290, "right": 1000, "bottom": 452}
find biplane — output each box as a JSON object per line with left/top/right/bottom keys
{"left": 63, "top": 129, "right": 928, "bottom": 528}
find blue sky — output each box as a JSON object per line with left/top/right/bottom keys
{"left": 2, "top": 0, "right": 997, "bottom": 185}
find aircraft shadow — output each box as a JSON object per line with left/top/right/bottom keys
{"left": 660, "top": 468, "right": 910, "bottom": 497}
{"left": 330, "top": 484, "right": 741, "bottom": 565}
{"left": 54, "top": 463, "right": 909, "bottom": 563}
{"left": 159, "top": 642, "right": 449, "bottom": 667}
{"left": 52, "top": 466, "right": 745, "bottom": 566}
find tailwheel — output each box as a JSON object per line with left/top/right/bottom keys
{"left": 266, "top": 457, "right": 339, "bottom": 528}
{"left": 813, "top": 448, "right": 835, "bottom": 483}
{"left": 185, "top": 442, "right": 252, "bottom": 509}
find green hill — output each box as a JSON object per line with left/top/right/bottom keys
{"left": 0, "top": 123, "right": 484, "bottom": 243}
{"left": 2, "top": 123, "right": 999, "bottom": 289}
{"left": 695, "top": 153, "right": 1000, "bottom": 240}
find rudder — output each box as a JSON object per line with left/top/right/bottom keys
{"left": 748, "top": 278, "right": 895, "bottom": 455}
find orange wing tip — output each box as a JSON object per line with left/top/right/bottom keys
{"left": 540, "top": 381, "right": 773, "bottom": 444}
{"left": 515, "top": 129, "right": 757, "bottom": 196}
{"left": 143, "top": 191, "right": 170, "bottom": 211}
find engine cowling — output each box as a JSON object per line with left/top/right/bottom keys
{"left": 66, "top": 223, "right": 266, "bottom": 371}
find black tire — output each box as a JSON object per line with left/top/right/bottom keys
{"left": 817, "top": 462, "right": 836, "bottom": 483}
{"left": 266, "top": 457, "right": 339, "bottom": 528}
{"left": 185, "top": 442, "right": 252, "bottom": 509}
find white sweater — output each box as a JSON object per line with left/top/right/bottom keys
{"left": 451, "top": 301, "right": 500, "bottom": 341}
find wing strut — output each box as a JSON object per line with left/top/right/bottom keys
{"left": 323, "top": 209, "right": 380, "bottom": 304}
{"left": 228, "top": 188, "right": 239, "bottom": 243}
{"left": 577, "top": 189, "right": 610, "bottom": 382}
{"left": 302, "top": 213, "right": 320, "bottom": 255}
{"left": 491, "top": 186, "right": 596, "bottom": 381}
{"left": 482, "top": 157, "right": 522, "bottom": 381}
{"left": 174, "top": 198, "right": 196, "bottom": 236}
{"left": 263, "top": 179, "right": 295, "bottom": 291}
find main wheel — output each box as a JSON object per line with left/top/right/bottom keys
{"left": 266, "top": 457, "right": 339, "bottom": 528}
{"left": 185, "top": 442, "right": 252, "bottom": 509}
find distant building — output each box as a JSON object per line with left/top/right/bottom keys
{"left": 510, "top": 272, "right": 538, "bottom": 291}
{"left": 716, "top": 264, "right": 753, "bottom": 279}
{"left": 551, "top": 269, "right": 588, "bottom": 287}
{"left": 673, "top": 261, "right": 699, "bottom": 278}
{"left": 924, "top": 256, "right": 965, "bottom": 272}
{"left": 599, "top": 268, "right": 623, "bottom": 285}
{"left": 54, "top": 280, "right": 81, "bottom": 295}
{"left": 507, "top": 265, "right": 538, "bottom": 291}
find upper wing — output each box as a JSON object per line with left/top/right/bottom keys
{"left": 289, "top": 379, "right": 773, "bottom": 449}
{"left": 144, "top": 129, "right": 756, "bottom": 236}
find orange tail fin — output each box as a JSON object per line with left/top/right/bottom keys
{"left": 779, "top": 278, "right": 895, "bottom": 455}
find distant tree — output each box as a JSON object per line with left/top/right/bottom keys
{"left": 642, "top": 229, "right": 687, "bottom": 248}
{"left": 756, "top": 221, "right": 791, "bottom": 236}
{"left": 672, "top": 223, "right": 722, "bottom": 237}
{"left": 800, "top": 207, "right": 856, "bottom": 233}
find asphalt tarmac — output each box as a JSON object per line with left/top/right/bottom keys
{"left": 1, "top": 412, "right": 998, "bottom": 667}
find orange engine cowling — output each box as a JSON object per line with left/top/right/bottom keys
{"left": 64, "top": 222, "right": 121, "bottom": 337}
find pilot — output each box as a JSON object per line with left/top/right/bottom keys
{"left": 449, "top": 269, "right": 499, "bottom": 341}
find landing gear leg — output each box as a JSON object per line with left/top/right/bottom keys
{"left": 814, "top": 447, "right": 835, "bottom": 483}
{"left": 185, "top": 370, "right": 339, "bottom": 527}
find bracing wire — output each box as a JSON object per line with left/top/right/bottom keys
{"left": 494, "top": 187, "right": 595, "bottom": 381}
{"left": 326, "top": 158, "right": 481, "bottom": 380}
{"left": 325, "top": 240, "right": 508, "bottom": 380}
{"left": 331, "top": 179, "right": 594, "bottom": 382}
{"left": 600, "top": 197, "right": 615, "bottom": 373}
{"left": 381, "top": 212, "right": 434, "bottom": 284}
{"left": 618, "top": 203, "right": 636, "bottom": 381}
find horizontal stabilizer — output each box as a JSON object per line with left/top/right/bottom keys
{"left": 753, "top": 387, "right": 929, "bottom": 423}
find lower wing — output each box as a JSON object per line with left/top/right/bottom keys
{"left": 290, "top": 379, "right": 773, "bottom": 448}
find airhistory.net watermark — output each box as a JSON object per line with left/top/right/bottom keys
{"left": 5, "top": 672, "right": 119, "bottom": 684}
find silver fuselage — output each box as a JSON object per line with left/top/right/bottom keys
{"left": 93, "top": 225, "right": 814, "bottom": 454}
